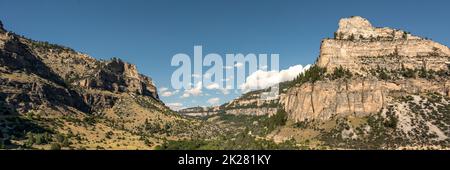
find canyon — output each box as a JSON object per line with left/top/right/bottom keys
{"left": 1, "top": 16, "right": 450, "bottom": 149}
{"left": 179, "top": 16, "right": 450, "bottom": 149}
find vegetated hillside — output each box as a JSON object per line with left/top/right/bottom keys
{"left": 0, "top": 20, "right": 229, "bottom": 150}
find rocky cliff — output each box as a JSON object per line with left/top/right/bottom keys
{"left": 282, "top": 16, "right": 450, "bottom": 122}
{"left": 317, "top": 16, "right": 450, "bottom": 75}
{"left": 281, "top": 77, "right": 450, "bottom": 122}
{"left": 0, "top": 22, "right": 159, "bottom": 114}
{"left": 269, "top": 16, "right": 450, "bottom": 148}
{"left": 0, "top": 21, "right": 224, "bottom": 150}
{"left": 178, "top": 89, "right": 279, "bottom": 117}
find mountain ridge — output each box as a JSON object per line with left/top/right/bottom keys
{"left": 0, "top": 20, "right": 230, "bottom": 150}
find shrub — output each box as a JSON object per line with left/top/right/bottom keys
{"left": 379, "top": 69, "right": 390, "bottom": 80}
{"left": 402, "top": 32, "right": 408, "bottom": 39}
{"left": 292, "top": 65, "right": 326, "bottom": 85}
{"left": 384, "top": 108, "right": 398, "bottom": 129}
{"left": 330, "top": 66, "right": 352, "bottom": 80}
{"left": 62, "top": 138, "right": 70, "bottom": 147}
{"left": 50, "top": 143, "right": 61, "bottom": 150}
{"left": 402, "top": 68, "right": 416, "bottom": 78}
{"left": 264, "top": 109, "right": 288, "bottom": 131}
{"left": 349, "top": 34, "right": 355, "bottom": 41}
{"left": 55, "top": 134, "right": 65, "bottom": 143}
{"left": 105, "top": 131, "right": 113, "bottom": 139}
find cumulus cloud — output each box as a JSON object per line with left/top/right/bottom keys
{"left": 181, "top": 82, "right": 203, "bottom": 98}
{"left": 224, "top": 63, "right": 244, "bottom": 69}
{"left": 222, "top": 76, "right": 233, "bottom": 82}
{"left": 224, "top": 65, "right": 233, "bottom": 70}
{"left": 192, "top": 74, "right": 202, "bottom": 78}
{"left": 181, "top": 93, "right": 190, "bottom": 98}
{"left": 205, "top": 83, "right": 220, "bottom": 90}
{"left": 161, "top": 91, "right": 174, "bottom": 97}
{"left": 203, "top": 73, "right": 212, "bottom": 79}
{"left": 159, "top": 87, "right": 168, "bottom": 92}
{"left": 240, "top": 64, "right": 311, "bottom": 92}
{"left": 234, "top": 62, "right": 244, "bottom": 68}
{"left": 159, "top": 87, "right": 179, "bottom": 97}
{"left": 166, "top": 103, "right": 184, "bottom": 111}
{"left": 207, "top": 97, "right": 220, "bottom": 105}
{"left": 220, "top": 88, "right": 230, "bottom": 95}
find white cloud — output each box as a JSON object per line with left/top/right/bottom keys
{"left": 205, "top": 83, "right": 220, "bottom": 90}
{"left": 224, "top": 65, "right": 233, "bottom": 70}
{"left": 234, "top": 62, "right": 244, "bottom": 68}
{"left": 181, "top": 82, "right": 203, "bottom": 98}
{"left": 161, "top": 91, "right": 174, "bottom": 97}
{"left": 192, "top": 74, "right": 202, "bottom": 78}
{"left": 181, "top": 93, "right": 190, "bottom": 98}
{"left": 207, "top": 97, "right": 220, "bottom": 105}
{"left": 159, "top": 87, "right": 168, "bottom": 92}
{"left": 222, "top": 76, "right": 233, "bottom": 82}
{"left": 160, "top": 89, "right": 179, "bottom": 97}
{"left": 240, "top": 64, "right": 311, "bottom": 92}
{"left": 203, "top": 73, "right": 212, "bottom": 79}
{"left": 221, "top": 88, "right": 230, "bottom": 95}
{"left": 166, "top": 103, "right": 184, "bottom": 111}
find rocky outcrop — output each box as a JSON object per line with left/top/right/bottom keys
{"left": 335, "top": 16, "right": 421, "bottom": 41}
{"left": 281, "top": 77, "right": 450, "bottom": 122}
{"left": 0, "top": 76, "right": 90, "bottom": 114}
{"left": 224, "top": 107, "right": 278, "bottom": 116}
{"left": 72, "top": 58, "right": 159, "bottom": 99}
{"left": 178, "top": 106, "right": 220, "bottom": 117}
{"left": 318, "top": 16, "right": 450, "bottom": 75}
{"left": 0, "top": 20, "right": 159, "bottom": 114}
{"left": 179, "top": 90, "right": 279, "bottom": 117}
{"left": 281, "top": 16, "right": 450, "bottom": 122}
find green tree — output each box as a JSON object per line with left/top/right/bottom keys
{"left": 349, "top": 34, "right": 355, "bottom": 41}
{"left": 402, "top": 32, "right": 408, "bottom": 39}
{"left": 292, "top": 65, "right": 326, "bottom": 85}
{"left": 34, "top": 134, "right": 45, "bottom": 145}
{"left": 331, "top": 66, "right": 352, "bottom": 80}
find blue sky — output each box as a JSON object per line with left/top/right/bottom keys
{"left": 1, "top": 0, "right": 450, "bottom": 109}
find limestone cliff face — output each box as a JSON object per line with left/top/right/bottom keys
{"left": 221, "top": 91, "right": 278, "bottom": 116}
{"left": 178, "top": 106, "right": 220, "bottom": 117}
{"left": 0, "top": 21, "right": 159, "bottom": 114}
{"left": 178, "top": 90, "right": 279, "bottom": 117}
{"left": 335, "top": 16, "right": 421, "bottom": 41}
{"left": 72, "top": 58, "right": 159, "bottom": 99}
{"left": 281, "top": 78, "right": 450, "bottom": 122}
{"left": 281, "top": 16, "right": 450, "bottom": 122}
{"left": 317, "top": 16, "right": 450, "bottom": 75}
